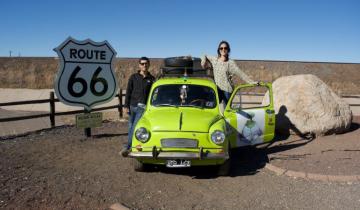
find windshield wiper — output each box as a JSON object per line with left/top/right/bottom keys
{"left": 154, "top": 103, "right": 178, "bottom": 107}
{"left": 180, "top": 104, "right": 205, "bottom": 109}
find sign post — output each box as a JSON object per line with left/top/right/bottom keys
{"left": 54, "top": 37, "right": 118, "bottom": 137}
{"left": 84, "top": 108, "right": 92, "bottom": 137}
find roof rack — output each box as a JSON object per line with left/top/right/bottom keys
{"left": 158, "top": 56, "right": 214, "bottom": 79}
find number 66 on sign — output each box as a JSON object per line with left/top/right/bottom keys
{"left": 54, "top": 37, "right": 118, "bottom": 110}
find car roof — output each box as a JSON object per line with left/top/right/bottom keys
{"left": 153, "top": 77, "right": 217, "bottom": 89}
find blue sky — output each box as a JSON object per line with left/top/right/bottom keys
{"left": 0, "top": 0, "right": 359, "bottom": 63}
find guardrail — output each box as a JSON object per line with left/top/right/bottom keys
{"left": 0, "top": 89, "right": 125, "bottom": 127}
{"left": 0, "top": 91, "right": 359, "bottom": 127}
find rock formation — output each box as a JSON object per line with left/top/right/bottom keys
{"left": 264, "top": 74, "right": 352, "bottom": 136}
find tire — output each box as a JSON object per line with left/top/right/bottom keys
{"left": 132, "top": 159, "right": 150, "bottom": 172}
{"left": 161, "top": 67, "right": 190, "bottom": 75}
{"left": 217, "top": 143, "right": 232, "bottom": 176}
{"left": 164, "top": 56, "right": 193, "bottom": 67}
{"left": 217, "top": 159, "right": 231, "bottom": 176}
{"left": 161, "top": 67, "right": 208, "bottom": 76}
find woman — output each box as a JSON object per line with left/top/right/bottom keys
{"left": 201, "top": 40, "right": 254, "bottom": 104}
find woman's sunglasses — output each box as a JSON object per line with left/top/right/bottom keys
{"left": 219, "top": 47, "right": 228, "bottom": 51}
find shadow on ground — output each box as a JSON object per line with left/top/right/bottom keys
{"left": 138, "top": 134, "right": 314, "bottom": 179}
{"left": 92, "top": 133, "right": 127, "bottom": 138}
{"left": 348, "top": 122, "right": 359, "bottom": 133}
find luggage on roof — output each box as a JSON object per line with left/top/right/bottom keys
{"left": 161, "top": 56, "right": 212, "bottom": 78}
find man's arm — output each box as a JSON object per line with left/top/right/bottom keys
{"left": 124, "top": 75, "right": 134, "bottom": 108}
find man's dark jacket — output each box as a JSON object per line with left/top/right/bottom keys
{"left": 125, "top": 72, "right": 155, "bottom": 108}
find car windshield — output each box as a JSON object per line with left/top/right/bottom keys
{"left": 151, "top": 84, "right": 217, "bottom": 108}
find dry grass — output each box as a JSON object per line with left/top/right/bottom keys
{"left": 0, "top": 57, "right": 359, "bottom": 94}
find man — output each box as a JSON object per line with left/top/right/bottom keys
{"left": 121, "top": 57, "right": 155, "bottom": 157}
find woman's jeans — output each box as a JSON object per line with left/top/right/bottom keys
{"left": 126, "top": 105, "right": 145, "bottom": 150}
{"left": 223, "top": 91, "right": 231, "bottom": 105}
{"left": 218, "top": 87, "right": 231, "bottom": 105}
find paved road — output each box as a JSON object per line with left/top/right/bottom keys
{"left": 0, "top": 88, "right": 121, "bottom": 136}
{"left": 0, "top": 108, "right": 59, "bottom": 137}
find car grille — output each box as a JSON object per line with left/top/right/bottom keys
{"left": 161, "top": 138, "right": 198, "bottom": 148}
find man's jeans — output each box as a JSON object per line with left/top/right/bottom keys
{"left": 126, "top": 105, "right": 145, "bottom": 150}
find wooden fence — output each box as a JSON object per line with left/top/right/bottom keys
{"left": 0, "top": 89, "right": 125, "bottom": 127}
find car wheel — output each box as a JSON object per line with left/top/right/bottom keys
{"left": 217, "top": 144, "right": 232, "bottom": 176}
{"left": 132, "top": 159, "right": 150, "bottom": 172}
{"left": 164, "top": 56, "right": 193, "bottom": 67}
{"left": 217, "top": 159, "right": 231, "bottom": 176}
{"left": 161, "top": 67, "right": 190, "bottom": 75}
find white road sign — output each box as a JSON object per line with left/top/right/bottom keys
{"left": 54, "top": 37, "right": 118, "bottom": 110}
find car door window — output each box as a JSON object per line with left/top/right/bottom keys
{"left": 225, "top": 84, "right": 275, "bottom": 147}
{"left": 230, "top": 86, "right": 270, "bottom": 110}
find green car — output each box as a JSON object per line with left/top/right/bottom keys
{"left": 128, "top": 58, "right": 275, "bottom": 175}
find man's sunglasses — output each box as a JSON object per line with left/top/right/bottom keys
{"left": 139, "top": 62, "right": 149, "bottom": 66}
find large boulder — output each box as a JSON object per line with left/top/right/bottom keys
{"left": 266, "top": 74, "right": 352, "bottom": 136}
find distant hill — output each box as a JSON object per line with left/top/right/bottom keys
{"left": 0, "top": 57, "right": 359, "bottom": 94}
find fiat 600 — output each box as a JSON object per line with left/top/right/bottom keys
{"left": 128, "top": 57, "right": 275, "bottom": 175}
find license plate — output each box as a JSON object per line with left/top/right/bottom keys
{"left": 166, "top": 160, "right": 191, "bottom": 168}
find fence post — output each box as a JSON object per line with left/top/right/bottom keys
{"left": 118, "top": 88, "right": 123, "bottom": 118}
{"left": 50, "top": 91, "right": 55, "bottom": 128}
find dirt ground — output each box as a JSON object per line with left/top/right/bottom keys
{"left": 0, "top": 117, "right": 359, "bottom": 209}
{"left": 266, "top": 119, "right": 360, "bottom": 175}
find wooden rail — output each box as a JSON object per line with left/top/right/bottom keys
{"left": 0, "top": 89, "right": 124, "bottom": 127}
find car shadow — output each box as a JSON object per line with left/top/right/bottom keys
{"left": 228, "top": 146, "right": 268, "bottom": 177}
{"left": 228, "top": 134, "right": 314, "bottom": 177}
{"left": 92, "top": 133, "right": 127, "bottom": 138}
{"left": 158, "top": 166, "right": 220, "bottom": 179}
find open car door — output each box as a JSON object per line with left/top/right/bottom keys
{"left": 224, "top": 83, "right": 275, "bottom": 148}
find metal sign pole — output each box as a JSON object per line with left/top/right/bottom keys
{"left": 84, "top": 108, "right": 91, "bottom": 137}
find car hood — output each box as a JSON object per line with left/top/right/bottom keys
{"left": 144, "top": 108, "right": 222, "bottom": 132}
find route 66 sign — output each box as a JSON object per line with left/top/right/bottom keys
{"left": 54, "top": 37, "right": 118, "bottom": 110}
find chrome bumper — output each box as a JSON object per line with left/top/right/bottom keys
{"left": 128, "top": 147, "right": 228, "bottom": 160}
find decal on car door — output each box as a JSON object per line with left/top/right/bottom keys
{"left": 224, "top": 83, "right": 275, "bottom": 148}
{"left": 235, "top": 109, "right": 265, "bottom": 146}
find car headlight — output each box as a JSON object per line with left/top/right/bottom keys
{"left": 135, "top": 127, "right": 150, "bottom": 143}
{"left": 211, "top": 130, "right": 225, "bottom": 144}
